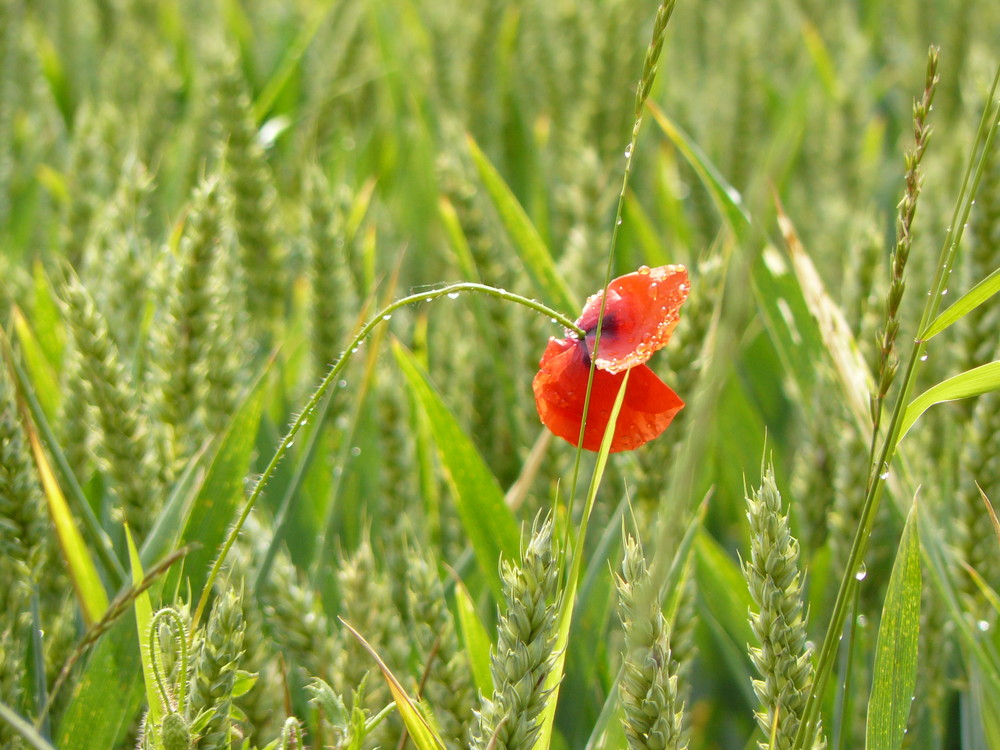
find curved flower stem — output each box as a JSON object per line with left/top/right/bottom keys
{"left": 191, "top": 282, "right": 582, "bottom": 634}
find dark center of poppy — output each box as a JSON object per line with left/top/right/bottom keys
{"left": 579, "top": 310, "right": 618, "bottom": 363}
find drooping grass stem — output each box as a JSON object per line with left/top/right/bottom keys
{"left": 191, "top": 282, "right": 584, "bottom": 634}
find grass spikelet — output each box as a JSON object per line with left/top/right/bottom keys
{"left": 157, "top": 176, "right": 226, "bottom": 469}
{"left": 871, "top": 46, "right": 939, "bottom": 433}
{"left": 305, "top": 166, "right": 357, "bottom": 380}
{"left": 209, "top": 51, "right": 284, "bottom": 329}
{"left": 260, "top": 547, "right": 335, "bottom": 681}
{"left": 635, "top": 0, "right": 678, "bottom": 120}
{"left": 473, "top": 515, "right": 560, "bottom": 750}
{"left": 743, "top": 465, "right": 824, "bottom": 750}
{"left": 59, "top": 274, "right": 162, "bottom": 537}
{"left": 0, "top": 365, "right": 48, "bottom": 582}
{"left": 189, "top": 588, "right": 246, "bottom": 750}
{"left": 615, "top": 534, "right": 687, "bottom": 750}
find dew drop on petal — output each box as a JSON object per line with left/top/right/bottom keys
{"left": 855, "top": 563, "right": 868, "bottom": 581}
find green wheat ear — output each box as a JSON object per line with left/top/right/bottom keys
{"left": 59, "top": 274, "right": 162, "bottom": 538}
{"left": 208, "top": 50, "right": 284, "bottom": 332}
{"left": 473, "top": 515, "right": 560, "bottom": 750}
{"left": 155, "top": 175, "right": 227, "bottom": 474}
{"left": 189, "top": 588, "right": 246, "bottom": 750}
{"left": 615, "top": 534, "right": 687, "bottom": 750}
{"left": 743, "top": 465, "right": 825, "bottom": 750}
{"left": 404, "top": 545, "right": 475, "bottom": 750}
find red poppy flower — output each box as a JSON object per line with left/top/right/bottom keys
{"left": 532, "top": 264, "right": 689, "bottom": 452}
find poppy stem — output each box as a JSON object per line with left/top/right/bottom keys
{"left": 192, "top": 281, "right": 582, "bottom": 633}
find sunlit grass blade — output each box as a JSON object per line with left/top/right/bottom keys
{"left": 646, "top": 100, "right": 751, "bottom": 233}
{"left": 23, "top": 397, "right": 108, "bottom": 625}
{"left": 340, "top": 618, "right": 447, "bottom": 750}
{"left": 866, "top": 498, "right": 921, "bottom": 750}
{"left": 0, "top": 701, "right": 57, "bottom": 750}
{"left": 775, "top": 199, "right": 873, "bottom": 432}
{"left": 126, "top": 526, "right": 161, "bottom": 729}
{"left": 12, "top": 307, "right": 60, "bottom": 420}
{"left": 465, "top": 132, "right": 577, "bottom": 313}
{"left": 898, "top": 360, "right": 1000, "bottom": 441}
{"left": 392, "top": 339, "right": 520, "bottom": 600}
{"left": 920, "top": 266, "right": 1000, "bottom": 341}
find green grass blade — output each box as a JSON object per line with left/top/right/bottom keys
{"left": 181, "top": 374, "right": 267, "bottom": 597}
{"left": 392, "top": 340, "right": 520, "bottom": 600}
{"left": 25, "top": 408, "right": 108, "bottom": 625}
{"left": 453, "top": 578, "right": 493, "bottom": 697}
{"left": 126, "top": 526, "right": 161, "bottom": 729}
{"left": 252, "top": 0, "right": 362, "bottom": 122}
{"left": 776, "top": 203, "right": 873, "bottom": 433}
{"left": 865, "top": 498, "right": 921, "bottom": 750}
{"left": 646, "top": 100, "right": 751, "bottom": 233}
{"left": 12, "top": 307, "right": 60, "bottom": 420}
{"left": 0, "top": 701, "right": 58, "bottom": 750}
{"left": 55, "top": 618, "right": 145, "bottom": 749}
{"left": 899, "top": 360, "right": 1000, "bottom": 441}
{"left": 920, "top": 266, "right": 1000, "bottom": 341}
{"left": 465, "top": 133, "right": 577, "bottom": 314}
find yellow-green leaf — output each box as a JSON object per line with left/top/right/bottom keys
{"left": 900, "top": 360, "right": 1000, "bottom": 440}
{"left": 340, "top": 619, "right": 446, "bottom": 750}
{"left": 126, "top": 527, "right": 161, "bottom": 728}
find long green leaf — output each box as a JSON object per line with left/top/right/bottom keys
{"left": 55, "top": 618, "right": 145, "bottom": 749}
{"left": 899, "top": 360, "right": 1000, "bottom": 440}
{"left": 866, "top": 498, "right": 921, "bottom": 750}
{"left": 181, "top": 376, "right": 267, "bottom": 596}
{"left": 465, "top": 133, "right": 577, "bottom": 314}
{"left": 13, "top": 307, "right": 60, "bottom": 420}
{"left": 25, "top": 410, "right": 108, "bottom": 625}
{"left": 646, "top": 100, "right": 751, "bottom": 232}
{"left": 126, "top": 527, "right": 161, "bottom": 729}
{"left": 453, "top": 578, "right": 493, "bottom": 697}
{"left": 921, "top": 265, "right": 1000, "bottom": 341}
{"left": 392, "top": 340, "right": 520, "bottom": 600}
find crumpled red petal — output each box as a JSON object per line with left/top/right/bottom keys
{"left": 576, "top": 264, "right": 690, "bottom": 374}
{"left": 532, "top": 337, "right": 684, "bottom": 453}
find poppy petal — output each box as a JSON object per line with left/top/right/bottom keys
{"left": 576, "top": 264, "right": 690, "bottom": 374}
{"left": 532, "top": 337, "right": 684, "bottom": 452}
